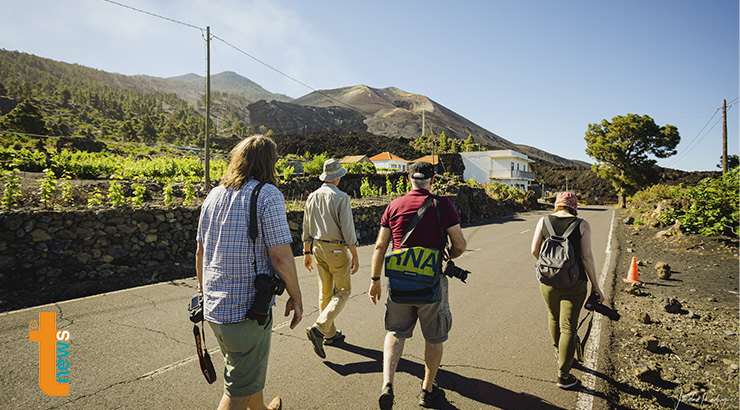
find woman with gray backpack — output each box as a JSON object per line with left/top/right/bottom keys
{"left": 530, "top": 192, "right": 605, "bottom": 389}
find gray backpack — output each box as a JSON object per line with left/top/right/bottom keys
{"left": 536, "top": 216, "right": 581, "bottom": 288}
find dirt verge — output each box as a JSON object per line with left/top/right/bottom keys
{"left": 604, "top": 210, "right": 739, "bottom": 409}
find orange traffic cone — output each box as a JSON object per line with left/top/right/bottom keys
{"left": 623, "top": 257, "right": 640, "bottom": 283}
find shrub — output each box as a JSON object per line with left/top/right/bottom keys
{"left": 1, "top": 169, "right": 22, "bottom": 209}
{"left": 87, "top": 188, "right": 103, "bottom": 208}
{"left": 163, "top": 181, "right": 174, "bottom": 207}
{"left": 677, "top": 168, "right": 739, "bottom": 237}
{"left": 108, "top": 175, "right": 125, "bottom": 206}
{"left": 130, "top": 177, "right": 146, "bottom": 207}
{"left": 183, "top": 179, "right": 195, "bottom": 206}
{"left": 360, "top": 177, "right": 380, "bottom": 198}
{"left": 37, "top": 168, "right": 57, "bottom": 207}
{"left": 58, "top": 174, "right": 73, "bottom": 205}
{"left": 344, "top": 162, "right": 376, "bottom": 174}
{"left": 303, "top": 152, "right": 329, "bottom": 176}
{"left": 282, "top": 165, "right": 295, "bottom": 181}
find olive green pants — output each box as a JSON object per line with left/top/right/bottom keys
{"left": 539, "top": 280, "right": 587, "bottom": 378}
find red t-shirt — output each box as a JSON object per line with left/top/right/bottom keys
{"left": 380, "top": 189, "right": 460, "bottom": 250}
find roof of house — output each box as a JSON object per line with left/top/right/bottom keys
{"left": 339, "top": 155, "right": 369, "bottom": 164}
{"left": 369, "top": 152, "right": 408, "bottom": 162}
{"left": 411, "top": 155, "right": 439, "bottom": 164}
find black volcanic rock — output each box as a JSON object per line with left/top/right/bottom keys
{"left": 248, "top": 100, "right": 369, "bottom": 136}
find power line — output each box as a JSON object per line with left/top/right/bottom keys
{"left": 100, "top": 0, "right": 204, "bottom": 32}
{"left": 664, "top": 106, "right": 729, "bottom": 167}
{"left": 99, "top": 0, "right": 372, "bottom": 118}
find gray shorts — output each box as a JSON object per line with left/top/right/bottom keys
{"left": 384, "top": 275, "right": 452, "bottom": 344}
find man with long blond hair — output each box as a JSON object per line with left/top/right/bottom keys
{"left": 196, "top": 135, "right": 303, "bottom": 410}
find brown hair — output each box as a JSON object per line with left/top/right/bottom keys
{"left": 220, "top": 135, "right": 278, "bottom": 189}
{"left": 555, "top": 204, "right": 578, "bottom": 216}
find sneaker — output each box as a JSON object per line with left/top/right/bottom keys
{"left": 267, "top": 395, "right": 282, "bottom": 410}
{"left": 324, "top": 330, "right": 345, "bottom": 346}
{"left": 379, "top": 383, "right": 394, "bottom": 410}
{"left": 306, "top": 326, "right": 326, "bottom": 359}
{"left": 419, "top": 382, "right": 444, "bottom": 408}
{"left": 556, "top": 375, "right": 580, "bottom": 389}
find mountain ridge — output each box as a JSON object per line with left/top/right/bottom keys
{"left": 0, "top": 49, "right": 585, "bottom": 167}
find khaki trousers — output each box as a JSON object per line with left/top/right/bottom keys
{"left": 312, "top": 240, "right": 352, "bottom": 338}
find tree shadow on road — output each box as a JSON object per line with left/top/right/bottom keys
{"left": 326, "top": 342, "right": 568, "bottom": 410}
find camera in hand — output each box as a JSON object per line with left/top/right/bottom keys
{"left": 584, "top": 293, "right": 620, "bottom": 321}
{"left": 246, "top": 274, "right": 286, "bottom": 325}
{"left": 188, "top": 293, "right": 204, "bottom": 323}
{"left": 443, "top": 260, "right": 470, "bottom": 283}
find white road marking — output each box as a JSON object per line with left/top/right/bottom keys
{"left": 575, "top": 209, "right": 616, "bottom": 410}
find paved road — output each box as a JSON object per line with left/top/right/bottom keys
{"left": 0, "top": 206, "right": 617, "bottom": 410}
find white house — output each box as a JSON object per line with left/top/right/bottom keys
{"left": 369, "top": 152, "right": 408, "bottom": 172}
{"left": 460, "top": 150, "right": 535, "bottom": 189}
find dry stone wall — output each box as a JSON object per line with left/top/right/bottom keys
{"left": 0, "top": 204, "right": 386, "bottom": 297}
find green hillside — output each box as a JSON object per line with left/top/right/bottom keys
{"left": 0, "top": 50, "right": 276, "bottom": 147}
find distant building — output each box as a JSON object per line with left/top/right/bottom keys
{"left": 369, "top": 152, "right": 408, "bottom": 172}
{"left": 410, "top": 155, "right": 439, "bottom": 165}
{"left": 460, "top": 150, "right": 535, "bottom": 189}
{"left": 339, "top": 155, "right": 372, "bottom": 164}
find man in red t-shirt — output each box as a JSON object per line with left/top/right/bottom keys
{"left": 369, "top": 161, "right": 467, "bottom": 409}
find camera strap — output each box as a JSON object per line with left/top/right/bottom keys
{"left": 576, "top": 310, "right": 594, "bottom": 352}
{"left": 192, "top": 323, "right": 217, "bottom": 384}
{"left": 250, "top": 181, "right": 267, "bottom": 275}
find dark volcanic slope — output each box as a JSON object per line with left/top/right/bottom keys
{"left": 248, "top": 100, "right": 370, "bottom": 136}
{"left": 271, "top": 132, "right": 421, "bottom": 160}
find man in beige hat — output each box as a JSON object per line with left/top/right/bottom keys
{"left": 303, "top": 158, "right": 359, "bottom": 358}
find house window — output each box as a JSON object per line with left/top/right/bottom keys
{"left": 511, "top": 162, "right": 514, "bottom": 171}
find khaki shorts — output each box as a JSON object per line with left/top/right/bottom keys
{"left": 208, "top": 311, "right": 272, "bottom": 397}
{"left": 384, "top": 276, "right": 452, "bottom": 344}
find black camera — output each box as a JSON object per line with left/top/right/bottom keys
{"left": 584, "top": 293, "right": 620, "bottom": 321}
{"left": 188, "top": 293, "right": 204, "bottom": 323}
{"left": 443, "top": 260, "right": 470, "bottom": 283}
{"left": 246, "top": 274, "right": 286, "bottom": 325}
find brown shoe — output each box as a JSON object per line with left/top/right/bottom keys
{"left": 267, "top": 395, "right": 282, "bottom": 410}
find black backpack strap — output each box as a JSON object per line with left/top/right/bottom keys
{"left": 562, "top": 217, "right": 581, "bottom": 238}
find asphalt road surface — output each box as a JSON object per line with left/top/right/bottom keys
{"left": 0, "top": 206, "right": 617, "bottom": 410}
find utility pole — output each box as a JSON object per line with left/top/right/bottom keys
{"left": 204, "top": 26, "right": 212, "bottom": 190}
{"left": 722, "top": 99, "right": 727, "bottom": 175}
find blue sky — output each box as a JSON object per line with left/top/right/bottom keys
{"left": 1, "top": 0, "right": 737, "bottom": 171}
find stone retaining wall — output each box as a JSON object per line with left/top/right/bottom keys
{"left": 0, "top": 204, "right": 386, "bottom": 294}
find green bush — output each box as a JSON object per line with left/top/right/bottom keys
{"left": 360, "top": 177, "right": 380, "bottom": 198}
{"left": 58, "top": 174, "right": 73, "bottom": 205}
{"left": 1, "top": 169, "right": 22, "bottom": 209}
{"left": 130, "top": 177, "right": 146, "bottom": 207}
{"left": 107, "top": 176, "right": 125, "bottom": 207}
{"left": 163, "top": 181, "right": 174, "bottom": 207}
{"left": 37, "top": 168, "right": 57, "bottom": 207}
{"left": 629, "top": 184, "right": 684, "bottom": 207}
{"left": 303, "top": 152, "right": 329, "bottom": 176}
{"left": 87, "top": 188, "right": 103, "bottom": 208}
{"left": 676, "top": 168, "right": 739, "bottom": 237}
{"left": 344, "top": 162, "right": 376, "bottom": 174}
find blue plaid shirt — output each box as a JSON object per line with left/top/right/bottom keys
{"left": 196, "top": 179, "right": 292, "bottom": 324}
